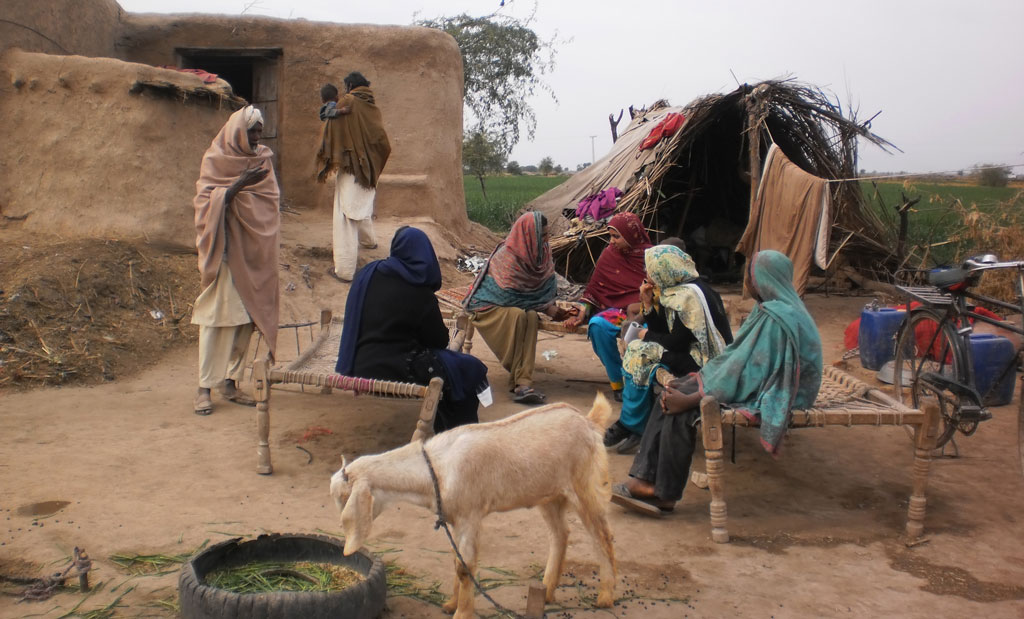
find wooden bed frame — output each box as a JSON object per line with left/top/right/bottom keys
{"left": 249, "top": 310, "right": 468, "bottom": 474}
{"left": 653, "top": 366, "right": 941, "bottom": 543}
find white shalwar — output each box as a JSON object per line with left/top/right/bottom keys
{"left": 191, "top": 260, "right": 254, "bottom": 388}
{"left": 332, "top": 172, "right": 378, "bottom": 279}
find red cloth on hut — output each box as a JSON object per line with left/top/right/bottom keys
{"left": 581, "top": 212, "right": 653, "bottom": 310}
{"left": 639, "top": 113, "right": 685, "bottom": 151}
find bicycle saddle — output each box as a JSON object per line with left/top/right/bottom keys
{"left": 926, "top": 254, "right": 998, "bottom": 289}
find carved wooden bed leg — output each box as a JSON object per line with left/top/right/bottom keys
{"left": 700, "top": 396, "right": 729, "bottom": 543}
{"left": 463, "top": 315, "right": 475, "bottom": 354}
{"left": 905, "top": 402, "right": 940, "bottom": 541}
{"left": 253, "top": 358, "right": 272, "bottom": 475}
{"left": 319, "top": 310, "right": 333, "bottom": 395}
{"left": 411, "top": 377, "right": 444, "bottom": 443}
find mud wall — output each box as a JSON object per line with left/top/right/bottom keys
{"left": 0, "top": 0, "right": 122, "bottom": 57}
{"left": 117, "top": 15, "right": 469, "bottom": 232}
{"left": 0, "top": 49, "right": 233, "bottom": 242}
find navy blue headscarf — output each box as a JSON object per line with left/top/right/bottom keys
{"left": 335, "top": 227, "right": 443, "bottom": 374}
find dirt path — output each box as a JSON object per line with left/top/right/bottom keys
{"left": 2, "top": 226, "right": 1024, "bottom": 616}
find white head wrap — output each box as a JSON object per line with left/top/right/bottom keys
{"left": 244, "top": 105, "right": 264, "bottom": 129}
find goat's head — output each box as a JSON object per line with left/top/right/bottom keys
{"left": 330, "top": 455, "right": 375, "bottom": 556}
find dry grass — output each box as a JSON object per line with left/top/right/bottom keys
{"left": 0, "top": 239, "right": 199, "bottom": 388}
{"left": 949, "top": 191, "right": 1024, "bottom": 302}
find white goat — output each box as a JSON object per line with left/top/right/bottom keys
{"left": 330, "top": 394, "right": 617, "bottom": 619}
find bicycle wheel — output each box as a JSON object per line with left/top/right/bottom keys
{"left": 892, "top": 308, "right": 969, "bottom": 447}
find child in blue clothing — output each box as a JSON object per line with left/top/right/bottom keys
{"left": 319, "top": 83, "right": 349, "bottom": 121}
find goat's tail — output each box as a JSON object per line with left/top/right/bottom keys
{"left": 586, "top": 391, "right": 614, "bottom": 430}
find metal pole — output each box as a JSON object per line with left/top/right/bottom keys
{"left": 589, "top": 135, "right": 597, "bottom": 164}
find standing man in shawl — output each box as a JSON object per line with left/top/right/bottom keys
{"left": 564, "top": 212, "right": 653, "bottom": 401}
{"left": 610, "top": 251, "right": 823, "bottom": 517}
{"left": 464, "top": 212, "right": 568, "bottom": 404}
{"left": 192, "top": 105, "right": 281, "bottom": 416}
{"left": 316, "top": 71, "right": 392, "bottom": 282}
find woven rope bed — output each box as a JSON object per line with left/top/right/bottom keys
{"left": 250, "top": 310, "right": 467, "bottom": 474}
{"left": 653, "top": 365, "right": 941, "bottom": 543}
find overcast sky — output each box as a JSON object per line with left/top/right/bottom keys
{"left": 118, "top": 0, "right": 1024, "bottom": 175}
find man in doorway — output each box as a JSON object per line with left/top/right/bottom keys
{"left": 191, "top": 105, "right": 281, "bottom": 415}
{"left": 316, "top": 71, "right": 392, "bottom": 282}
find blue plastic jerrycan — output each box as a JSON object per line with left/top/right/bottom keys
{"left": 859, "top": 306, "right": 906, "bottom": 371}
{"left": 970, "top": 334, "right": 1016, "bottom": 406}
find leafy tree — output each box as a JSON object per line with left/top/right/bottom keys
{"left": 417, "top": 11, "right": 557, "bottom": 154}
{"left": 554, "top": 164, "right": 564, "bottom": 174}
{"left": 538, "top": 156, "right": 554, "bottom": 175}
{"left": 976, "top": 164, "right": 1011, "bottom": 187}
{"left": 506, "top": 160, "right": 522, "bottom": 175}
{"left": 463, "top": 130, "right": 507, "bottom": 198}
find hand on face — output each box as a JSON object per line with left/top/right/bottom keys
{"left": 639, "top": 280, "right": 655, "bottom": 307}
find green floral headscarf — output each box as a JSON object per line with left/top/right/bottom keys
{"left": 646, "top": 245, "right": 725, "bottom": 368}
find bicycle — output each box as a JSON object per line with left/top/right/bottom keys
{"left": 892, "top": 254, "right": 1024, "bottom": 474}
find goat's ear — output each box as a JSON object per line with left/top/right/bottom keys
{"left": 341, "top": 479, "right": 374, "bottom": 556}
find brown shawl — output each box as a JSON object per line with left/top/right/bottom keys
{"left": 316, "top": 86, "right": 392, "bottom": 189}
{"left": 736, "top": 144, "right": 831, "bottom": 296}
{"left": 194, "top": 107, "right": 281, "bottom": 359}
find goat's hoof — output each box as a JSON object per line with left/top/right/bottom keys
{"left": 441, "top": 599, "right": 458, "bottom": 614}
{"left": 596, "top": 590, "right": 615, "bottom": 608}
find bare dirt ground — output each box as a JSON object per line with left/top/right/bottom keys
{"left": 2, "top": 210, "right": 1024, "bottom": 618}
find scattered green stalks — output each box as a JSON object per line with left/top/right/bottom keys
{"left": 205, "top": 561, "right": 364, "bottom": 594}
{"left": 109, "top": 541, "right": 209, "bottom": 576}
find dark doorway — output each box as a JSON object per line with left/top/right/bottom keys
{"left": 177, "top": 48, "right": 282, "bottom": 175}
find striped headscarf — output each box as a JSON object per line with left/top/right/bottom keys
{"left": 464, "top": 212, "right": 556, "bottom": 312}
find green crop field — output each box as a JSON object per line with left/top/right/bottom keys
{"left": 861, "top": 180, "right": 1024, "bottom": 265}
{"left": 464, "top": 174, "right": 569, "bottom": 231}
{"left": 461, "top": 175, "right": 1024, "bottom": 265}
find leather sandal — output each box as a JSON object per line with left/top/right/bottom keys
{"left": 610, "top": 483, "right": 675, "bottom": 517}
{"left": 512, "top": 386, "right": 546, "bottom": 405}
{"left": 194, "top": 391, "right": 213, "bottom": 416}
{"left": 221, "top": 381, "right": 257, "bottom": 407}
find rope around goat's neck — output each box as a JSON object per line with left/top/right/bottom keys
{"left": 419, "top": 444, "right": 524, "bottom": 619}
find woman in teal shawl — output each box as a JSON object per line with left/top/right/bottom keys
{"left": 611, "top": 250, "right": 822, "bottom": 516}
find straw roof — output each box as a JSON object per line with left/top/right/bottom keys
{"left": 528, "top": 79, "right": 896, "bottom": 282}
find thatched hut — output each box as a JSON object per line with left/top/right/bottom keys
{"left": 528, "top": 80, "right": 896, "bottom": 284}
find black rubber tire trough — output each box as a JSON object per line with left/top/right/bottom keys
{"left": 178, "top": 533, "right": 386, "bottom": 619}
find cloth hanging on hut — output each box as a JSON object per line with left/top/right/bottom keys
{"left": 575, "top": 187, "right": 622, "bottom": 221}
{"left": 735, "top": 144, "right": 830, "bottom": 295}
{"left": 639, "top": 112, "right": 686, "bottom": 151}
